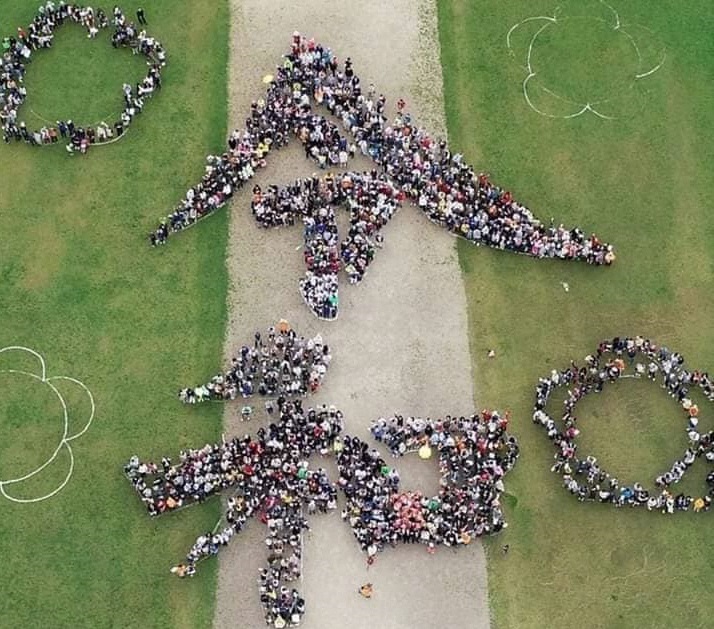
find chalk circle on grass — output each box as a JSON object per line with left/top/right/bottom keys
{"left": 507, "top": 0, "right": 666, "bottom": 120}
{"left": 1, "top": 4, "right": 166, "bottom": 152}
{"left": 533, "top": 338, "right": 714, "bottom": 513}
{"left": 0, "top": 346, "right": 95, "bottom": 504}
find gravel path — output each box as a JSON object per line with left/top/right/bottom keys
{"left": 214, "top": 1, "right": 490, "bottom": 627}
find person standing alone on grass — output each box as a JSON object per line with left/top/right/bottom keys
{"left": 137, "top": 8, "right": 147, "bottom": 25}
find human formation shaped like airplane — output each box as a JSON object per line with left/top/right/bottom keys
{"left": 149, "top": 32, "right": 615, "bottom": 319}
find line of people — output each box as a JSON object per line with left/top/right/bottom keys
{"left": 533, "top": 336, "right": 714, "bottom": 513}
{"left": 149, "top": 32, "right": 614, "bottom": 311}
{"left": 178, "top": 325, "right": 330, "bottom": 403}
{"left": 1, "top": 3, "right": 166, "bottom": 153}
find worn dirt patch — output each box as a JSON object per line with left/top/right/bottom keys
{"left": 215, "top": 1, "right": 489, "bottom": 627}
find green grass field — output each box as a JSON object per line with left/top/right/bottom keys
{"left": 0, "top": 2, "right": 228, "bottom": 627}
{"left": 439, "top": 0, "right": 714, "bottom": 627}
{"left": 3, "top": 0, "right": 714, "bottom": 627}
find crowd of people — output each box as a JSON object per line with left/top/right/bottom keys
{"left": 339, "top": 411, "right": 519, "bottom": 555}
{"left": 533, "top": 336, "right": 714, "bottom": 513}
{"left": 250, "top": 172, "right": 402, "bottom": 318}
{"left": 178, "top": 325, "right": 331, "bottom": 403}
{"left": 126, "top": 401, "right": 521, "bottom": 622}
{"left": 1, "top": 3, "right": 166, "bottom": 153}
{"left": 149, "top": 32, "right": 615, "bottom": 317}
{"left": 125, "top": 399, "right": 343, "bottom": 627}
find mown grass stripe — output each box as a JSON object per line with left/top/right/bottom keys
{"left": 0, "top": 1, "right": 229, "bottom": 627}
{"left": 439, "top": 0, "right": 714, "bottom": 627}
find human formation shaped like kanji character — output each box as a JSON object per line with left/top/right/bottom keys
{"left": 340, "top": 412, "right": 519, "bottom": 555}
{"left": 125, "top": 327, "right": 519, "bottom": 627}
{"left": 126, "top": 398, "right": 342, "bottom": 626}
{"left": 149, "top": 32, "right": 615, "bottom": 319}
{"left": 251, "top": 172, "right": 402, "bottom": 318}
{"left": 126, "top": 406, "right": 519, "bottom": 626}
{"left": 533, "top": 336, "right": 714, "bottom": 513}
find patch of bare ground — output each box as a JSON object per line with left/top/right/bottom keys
{"left": 214, "top": 2, "right": 489, "bottom": 627}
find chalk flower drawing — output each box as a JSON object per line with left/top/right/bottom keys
{"left": 507, "top": 0, "right": 666, "bottom": 119}
{"left": 0, "top": 346, "right": 95, "bottom": 503}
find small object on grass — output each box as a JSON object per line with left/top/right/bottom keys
{"left": 487, "top": 349, "right": 496, "bottom": 358}
{"left": 170, "top": 563, "right": 194, "bottom": 577}
{"left": 561, "top": 282, "right": 570, "bottom": 292}
{"left": 502, "top": 544, "right": 510, "bottom": 555}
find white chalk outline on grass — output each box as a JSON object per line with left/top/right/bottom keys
{"left": 29, "top": 108, "right": 129, "bottom": 148}
{"left": 506, "top": 0, "right": 666, "bottom": 120}
{"left": 0, "top": 346, "right": 95, "bottom": 504}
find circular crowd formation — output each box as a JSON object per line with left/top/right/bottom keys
{"left": 178, "top": 324, "right": 331, "bottom": 403}
{"left": 1, "top": 3, "right": 166, "bottom": 153}
{"left": 148, "top": 32, "right": 614, "bottom": 319}
{"left": 533, "top": 336, "right": 714, "bottom": 513}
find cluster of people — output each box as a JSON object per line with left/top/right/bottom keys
{"left": 125, "top": 399, "right": 343, "bottom": 627}
{"left": 178, "top": 325, "right": 331, "bottom": 402}
{"left": 126, "top": 401, "right": 522, "bottom": 621}
{"left": 149, "top": 32, "right": 614, "bottom": 314}
{"left": 1, "top": 3, "right": 166, "bottom": 153}
{"left": 251, "top": 172, "right": 402, "bottom": 318}
{"left": 149, "top": 70, "right": 361, "bottom": 243}
{"left": 533, "top": 336, "right": 714, "bottom": 513}
{"left": 337, "top": 411, "right": 519, "bottom": 555}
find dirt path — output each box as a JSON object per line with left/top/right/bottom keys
{"left": 214, "top": 1, "right": 490, "bottom": 627}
